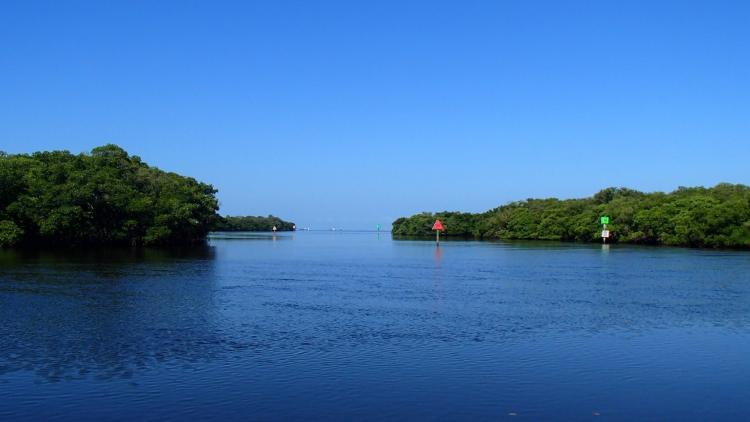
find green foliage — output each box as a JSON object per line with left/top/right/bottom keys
{"left": 0, "top": 220, "right": 24, "bottom": 247}
{"left": 212, "top": 215, "right": 295, "bottom": 232}
{"left": 391, "top": 211, "right": 480, "bottom": 237}
{"left": 392, "top": 185, "right": 750, "bottom": 249}
{"left": 0, "top": 144, "right": 219, "bottom": 247}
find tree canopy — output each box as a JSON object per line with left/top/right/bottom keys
{"left": 0, "top": 145, "right": 219, "bottom": 247}
{"left": 211, "top": 215, "right": 295, "bottom": 232}
{"left": 392, "top": 184, "right": 750, "bottom": 249}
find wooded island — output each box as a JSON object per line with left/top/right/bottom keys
{"left": 212, "top": 215, "right": 295, "bottom": 232}
{"left": 0, "top": 145, "right": 294, "bottom": 247}
{"left": 392, "top": 184, "right": 750, "bottom": 249}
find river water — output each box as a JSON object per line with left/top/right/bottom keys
{"left": 1, "top": 231, "right": 749, "bottom": 420}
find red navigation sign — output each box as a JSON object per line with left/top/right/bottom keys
{"left": 432, "top": 219, "right": 444, "bottom": 231}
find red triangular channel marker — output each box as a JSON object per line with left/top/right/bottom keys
{"left": 432, "top": 219, "right": 444, "bottom": 231}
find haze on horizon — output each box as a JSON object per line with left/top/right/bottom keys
{"left": 2, "top": 1, "right": 749, "bottom": 229}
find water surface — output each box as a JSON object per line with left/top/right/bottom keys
{"left": 1, "top": 232, "right": 749, "bottom": 420}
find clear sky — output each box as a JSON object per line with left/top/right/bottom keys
{"left": 2, "top": 1, "right": 749, "bottom": 229}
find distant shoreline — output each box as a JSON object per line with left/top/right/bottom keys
{"left": 0, "top": 145, "right": 297, "bottom": 249}
{"left": 390, "top": 234, "right": 750, "bottom": 251}
{"left": 392, "top": 184, "right": 750, "bottom": 250}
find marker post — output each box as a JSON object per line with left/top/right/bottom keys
{"left": 600, "top": 216, "right": 610, "bottom": 244}
{"left": 432, "top": 219, "right": 444, "bottom": 246}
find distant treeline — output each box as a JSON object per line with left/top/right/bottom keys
{"left": 392, "top": 184, "right": 750, "bottom": 249}
{"left": 0, "top": 145, "right": 298, "bottom": 247}
{"left": 2, "top": 145, "right": 222, "bottom": 248}
{"left": 211, "top": 215, "right": 295, "bottom": 232}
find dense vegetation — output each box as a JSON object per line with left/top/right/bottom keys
{"left": 211, "top": 215, "right": 295, "bottom": 231}
{"left": 392, "top": 184, "right": 750, "bottom": 249}
{"left": 0, "top": 145, "right": 219, "bottom": 247}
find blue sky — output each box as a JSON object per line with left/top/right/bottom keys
{"left": 2, "top": 1, "right": 749, "bottom": 229}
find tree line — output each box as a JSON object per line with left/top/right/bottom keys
{"left": 392, "top": 184, "right": 750, "bottom": 249}
{"left": 0, "top": 145, "right": 294, "bottom": 247}
{"left": 211, "top": 215, "right": 295, "bottom": 231}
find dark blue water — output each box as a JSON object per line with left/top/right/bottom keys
{"left": 1, "top": 232, "right": 749, "bottom": 420}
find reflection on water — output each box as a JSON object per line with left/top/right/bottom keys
{"left": 208, "top": 231, "right": 291, "bottom": 241}
{"left": 0, "top": 246, "right": 237, "bottom": 383}
{"left": 1, "top": 233, "right": 750, "bottom": 420}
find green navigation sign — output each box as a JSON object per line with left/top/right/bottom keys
{"left": 600, "top": 216, "right": 609, "bottom": 225}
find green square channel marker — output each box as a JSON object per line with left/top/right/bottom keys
{"left": 600, "top": 216, "right": 609, "bottom": 225}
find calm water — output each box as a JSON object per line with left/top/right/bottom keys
{"left": 1, "top": 232, "right": 749, "bottom": 421}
